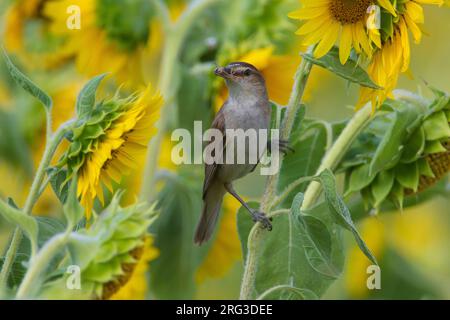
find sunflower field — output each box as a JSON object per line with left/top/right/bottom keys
{"left": 0, "top": 0, "right": 449, "bottom": 301}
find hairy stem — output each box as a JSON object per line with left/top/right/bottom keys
{"left": 301, "top": 104, "right": 373, "bottom": 210}
{"left": 16, "top": 232, "right": 70, "bottom": 299}
{"left": 0, "top": 121, "right": 73, "bottom": 289}
{"left": 140, "top": 0, "right": 220, "bottom": 201}
{"left": 239, "top": 47, "right": 313, "bottom": 300}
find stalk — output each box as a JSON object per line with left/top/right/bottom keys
{"left": 239, "top": 47, "right": 313, "bottom": 300}
{"left": 0, "top": 121, "right": 73, "bottom": 289}
{"left": 15, "top": 232, "right": 70, "bottom": 299}
{"left": 301, "top": 104, "right": 373, "bottom": 209}
{"left": 140, "top": 0, "right": 221, "bottom": 201}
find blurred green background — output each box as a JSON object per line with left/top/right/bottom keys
{"left": 0, "top": 0, "right": 448, "bottom": 299}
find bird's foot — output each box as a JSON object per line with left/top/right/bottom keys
{"left": 251, "top": 211, "right": 273, "bottom": 231}
{"left": 268, "top": 139, "right": 295, "bottom": 156}
{"left": 278, "top": 139, "right": 295, "bottom": 155}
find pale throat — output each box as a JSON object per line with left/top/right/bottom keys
{"left": 226, "top": 81, "right": 268, "bottom": 106}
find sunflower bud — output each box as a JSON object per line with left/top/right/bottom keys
{"left": 342, "top": 88, "right": 450, "bottom": 210}
{"left": 76, "top": 193, "right": 158, "bottom": 299}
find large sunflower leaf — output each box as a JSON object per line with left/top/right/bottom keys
{"left": 302, "top": 47, "right": 381, "bottom": 89}
{"left": 2, "top": 48, "right": 52, "bottom": 111}
{"left": 0, "top": 198, "right": 38, "bottom": 255}
{"left": 369, "top": 100, "right": 423, "bottom": 175}
{"left": 277, "top": 119, "right": 329, "bottom": 207}
{"left": 316, "top": 169, "right": 378, "bottom": 265}
{"left": 237, "top": 192, "right": 344, "bottom": 299}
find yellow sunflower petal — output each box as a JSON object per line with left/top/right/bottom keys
{"left": 288, "top": 6, "right": 328, "bottom": 20}
{"left": 339, "top": 25, "right": 353, "bottom": 64}
{"left": 377, "top": 0, "right": 397, "bottom": 16}
{"left": 314, "top": 22, "right": 340, "bottom": 58}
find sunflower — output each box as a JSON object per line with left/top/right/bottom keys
{"left": 3, "top": 0, "right": 69, "bottom": 69}
{"left": 43, "top": 0, "right": 159, "bottom": 87}
{"left": 288, "top": 0, "right": 399, "bottom": 64}
{"left": 4, "top": 0, "right": 43, "bottom": 53}
{"left": 357, "top": 0, "right": 444, "bottom": 109}
{"left": 59, "top": 84, "right": 163, "bottom": 217}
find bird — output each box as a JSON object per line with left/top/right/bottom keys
{"left": 194, "top": 61, "right": 274, "bottom": 245}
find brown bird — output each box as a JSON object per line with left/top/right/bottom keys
{"left": 194, "top": 62, "right": 274, "bottom": 245}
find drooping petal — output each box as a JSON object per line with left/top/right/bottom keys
{"left": 339, "top": 25, "right": 353, "bottom": 64}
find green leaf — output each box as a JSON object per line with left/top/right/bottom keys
{"left": 149, "top": 171, "right": 206, "bottom": 299}
{"left": 63, "top": 178, "right": 84, "bottom": 229}
{"left": 49, "top": 168, "right": 70, "bottom": 204}
{"left": 380, "top": 9, "right": 394, "bottom": 41}
{"left": 423, "top": 111, "right": 450, "bottom": 141}
{"left": 428, "top": 95, "right": 450, "bottom": 114}
{"left": 371, "top": 170, "right": 395, "bottom": 207}
{"left": 292, "top": 194, "right": 341, "bottom": 278}
{"left": 424, "top": 140, "right": 446, "bottom": 154}
{"left": 0, "top": 110, "right": 33, "bottom": 176}
{"left": 2, "top": 48, "right": 52, "bottom": 111}
{"left": 417, "top": 158, "right": 434, "bottom": 178}
{"left": 76, "top": 74, "right": 107, "bottom": 118}
{"left": 1, "top": 217, "right": 66, "bottom": 289}
{"left": 389, "top": 182, "right": 404, "bottom": 210}
{"left": 401, "top": 126, "right": 425, "bottom": 163}
{"left": 237, "top": 195, "right": 344, "bottom": 299}
{"left": 317, "top": 169, "right": 378, "bottom": 265}
{"left": 302, "top": 47, "right": 381, "bottom": 89}
{"left": 346, "top": 163, "right": 377, "bottom": 195}
{"left": 395, "top": 162, "right": 419, "bottom": 192}
{"left": 0, "top": 198, "right": 38, "bottom": 255}
{"left": 258, "top": 286, "right": 319, "bottom": 300}
{"left": 277, "top": 121, "right": 328, "bottom": 207}
{"left": 370, "top": 101, "right": 422, "bottom": 174}
{"left": 67, "top": 233, "right": 100, "bottom": 270}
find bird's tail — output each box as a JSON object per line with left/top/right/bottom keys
{"left": 194, "top": 181, "right": 225, "bottom": 245}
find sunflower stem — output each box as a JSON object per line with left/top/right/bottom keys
{"left": 0, "top": 120, "right": 74, "bottom": 290}
{"left": 301, "top": 103, "right": 373, "bottom": 210}
{"left": 140, "top": 0, "right": 221, "bottom": 202}
{"left": 239, "top": 47, "right": 314, "bottom": 300}
{"left": 298, "top": 89, "right": 430, "bottom": 210}
{"left": 15, "top": 232, "right": 70, "bottom": 299}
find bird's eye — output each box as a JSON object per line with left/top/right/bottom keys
{"left": 244, "top": 69, "right": 251, "bottom": 76}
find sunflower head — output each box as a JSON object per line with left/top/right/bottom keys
{"left": 58, "top": 83, "right": 163, "bottom": 217}
{"left": 342, "top": 88, "right": 450, "bottom": 210}
{"left": 329, "top": 0, "right": 373, "bottom": 24}
{"left": 96, "top": 0, "right": 154, "bottom": 51}
{"left": 289, "top": 0, "right": 383, "bottom": 63}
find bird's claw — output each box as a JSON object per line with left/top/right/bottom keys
{"left": 268, "top": 139, "right": 294, "bottom": 156}
{"left": 278, "top": 139, "right": 295, "bottom": 155}
{"left": 251, "top": 211, "right": 273, "bottom": 231}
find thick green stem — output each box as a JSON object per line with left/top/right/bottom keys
{"left": 0, "top": 121, "right": 73, "bottom": 289}
{"left": 140, "top": 0, "right": 220, "bottom": 201}
{"left": 16, "top": 232, "right": 70, "bottom": 299}
{"left": 239, "top": 48, "right": 313, "bottom": 300}
{"left": 301, "top": 104, "right": 373, "bottom": 210}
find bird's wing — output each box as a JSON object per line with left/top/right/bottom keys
{"left": 203, "top": 107, "right": 226, "bottom": 199}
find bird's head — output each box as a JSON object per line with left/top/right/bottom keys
{"left": 215, "top": 62, "right": 267, "bottom": 100}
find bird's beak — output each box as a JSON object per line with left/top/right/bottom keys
{"left": 214, "top": 66, "right": 231, "bottom": 79}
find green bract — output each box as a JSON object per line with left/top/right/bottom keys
{"left": 57, "top": 92, "right": 132, "bottom": 185}
{"left": 40, "top": 193, "right": 158, "bottom": 299}
{"left": 341, "top": 89, "right": 450, "bottom": 210}
{"left": 77, "top": 195, "right": 157, "bottom": 298}
{"left": 97, "top": 0, "right": 154, "bottom": 51}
